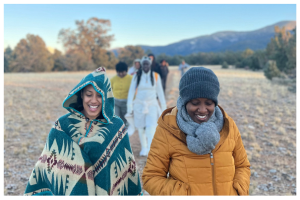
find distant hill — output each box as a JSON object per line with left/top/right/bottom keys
{"left": 137, "top": 21, "right": 296, "bottom": 56}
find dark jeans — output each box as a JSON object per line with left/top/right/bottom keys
{"left": 114, "top": 98, "right": 128, "bottom": 125}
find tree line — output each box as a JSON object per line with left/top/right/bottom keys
{"left": 4, "top": 17, "right": 296, "bottom": 82}
{"left": 4, "top": 17, "right": 145, "bottom": 73}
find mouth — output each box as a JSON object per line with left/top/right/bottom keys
{"left": 89, "top": 105, "right": 100, "bottom": 112}
{"left": 196, "top": 114, "right": 208, "bottom": 121}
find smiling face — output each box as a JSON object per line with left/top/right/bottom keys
{"left": 117, "top": 71, "right": 127, "bottom": 78}
{"left": 81, "top": 85, "right": 102, "bottom": 120}
{"left": 185, "top": 98, "right": 215, "bottom": 124}
{"left": 142, "top": 60, "right": 151, "bottom": 73}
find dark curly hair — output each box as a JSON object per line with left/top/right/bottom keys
{"left": 115, "top": 61, "right": 128, "bottom": 72}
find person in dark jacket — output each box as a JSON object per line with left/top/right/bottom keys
{"left": 159, "top": 59, "right": 169, "bottom": 93}
{"left": 148, "top": 53, "right": 162, "bottom": 78}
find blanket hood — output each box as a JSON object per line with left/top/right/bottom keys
{"left": 62, "top": 67, "right": 114, "bottom": 124}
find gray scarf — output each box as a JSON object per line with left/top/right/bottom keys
{"left": 176, "top": 97, "right": 224, "bottom": 155}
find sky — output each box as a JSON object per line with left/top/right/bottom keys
{"left": 3, "top": 3, "right": 297, "bottom": 53}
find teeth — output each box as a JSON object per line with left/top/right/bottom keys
{"left": 90, "top": 106, "right": 98, "bottom": 108}
{"left": 197, "top": 115, "right": 206, "bottom": 119}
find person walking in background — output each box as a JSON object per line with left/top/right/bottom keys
{"left": 142, "top": 67, "right": 250, "bottom": 195}
{"left": 159, "top": 59, "right": 169, "bottom": 93}
{"left": 110, "top": 62, "right": 132, "bottom": 127}
{"left": 148, "top": 53, "right": 162, "bottom": 78}
{"left": 127, "top": 56, "right": 167, "bottom": 157}
{"left": 179, "top": 60, "right": 189, "bottom": 77}
{"left": 128, "top": 58, "right": 141, "bottom": 75}
{"left": 24, "top": 67, "right": 142, "bottom": 195}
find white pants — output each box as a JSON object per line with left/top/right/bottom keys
{"left": 138, "top": 126, "right": 156, "bottom": 152}
{"left": 133, "top": 102, "right": 160, "bottom": 128}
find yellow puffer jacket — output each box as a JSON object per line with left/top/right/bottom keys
{"left": 142, "top": 106, "right": 250, "bottom": 195}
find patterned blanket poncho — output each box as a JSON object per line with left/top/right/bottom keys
{"left": 24, "top": 67, "right": 142, "bottom": 195}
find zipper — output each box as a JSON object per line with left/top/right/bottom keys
{"left": 210, "top": 152, "right": 217, "bottom": 195}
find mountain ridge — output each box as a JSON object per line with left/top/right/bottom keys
{"left": 136, "top": 20, "right": 296, "bottom": 56}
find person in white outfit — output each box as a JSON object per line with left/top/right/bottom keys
{"left": 128, "top": 58, "right": 141, "bottom": 75}
{"left": 127, "top": 56, "right": 167, "bottom": 156}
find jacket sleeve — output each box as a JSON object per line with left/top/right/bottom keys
{"left": 142, "top": 126, "right": 189, "bottom": 195}
{"left": 232, "top": 122, "right": 251, "bottom": 195}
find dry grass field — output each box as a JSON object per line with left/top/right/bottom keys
{"left": 4, "top": 66, "right": 296, "bottom": 195}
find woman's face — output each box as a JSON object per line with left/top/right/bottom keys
{"left": 185, "top": 98, "right": 215, "bottom": 124}
{"left": 81, "top": 85, "right": 102, "bottom": 120}
{"left": 142, "top": 60, "right": 151, "bottom": 73}
{"left": 134, "top": 62, "right": 141, "bottom": 69}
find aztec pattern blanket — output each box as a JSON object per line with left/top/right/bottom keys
{"left": 24, "top": 67, "right": 142, "bottom": 195}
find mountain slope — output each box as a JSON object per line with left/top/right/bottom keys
{"left": 138, "top": 21, "right": 296, "bottom": 56}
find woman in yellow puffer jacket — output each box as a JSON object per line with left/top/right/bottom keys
{"left": 142, "top": 67, "right": 250, "bottom": 195}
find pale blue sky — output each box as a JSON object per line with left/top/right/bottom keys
{"left": 4, "top": 4, "right": 296, "bottom": 52}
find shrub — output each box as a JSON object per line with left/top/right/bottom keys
{"left": 264, "top": 60, "right": 281, "bottom": 80}
{"left": 222, "top": 61, "right": 229, "bottom": 69}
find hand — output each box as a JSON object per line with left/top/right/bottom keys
{"left": 127, "top": 105, "right": 133, "bottom": 114}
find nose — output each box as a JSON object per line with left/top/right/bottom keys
{"left": 197, "top": 105, "right": 207, "bottom": 114}
{"left": 91, "top": 94, "right": 98, "bottom": 102}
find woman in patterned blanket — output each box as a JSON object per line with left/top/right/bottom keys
{"left": 24, "top": 67, "right": 142, "bottom": 196}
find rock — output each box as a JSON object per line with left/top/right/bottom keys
{"left": 287, "top": 126, "right": 296, "bottom": 131}
{"left": 252, "top": 171, "right": 259, "bottom": 178}
{"left": 267, "top": 182, "right": 275, "bottom": 191}
{"left": 248, "top": 125, "right": 255, "bottom": 129}
{"left": 278, "top": 147, "right": 287, "bottom": 153}
{"left": 258, "top": 184, "right": 269, "bottom": 192}
{"left": 272, "top": 175, "right": 281, "bottom": 182}
{"left": 269, "top": 169, "right": 277, "bottom": 174}
{"left": 266, "top": 142, "right": 273, "bottom": 146}
{"left": 6, "top": 184, "right": 18, "bottom": 190}
{"left": 291, "top": 188, "right": 296, "bottom": 195}
{"left": 288, "top": 175, "right": 295, "bottom": 181}
{"left": 20, "top": 176, "right": 28, "bottom": 182}
{"left": 282, "top": 173, "right": 295, "bottom": 181}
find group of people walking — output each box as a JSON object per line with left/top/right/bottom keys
{"left": 24, "top": 54, "right": 250, "bottom": 196}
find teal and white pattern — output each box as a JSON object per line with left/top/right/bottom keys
{"left": 24, "top": 67, "right": 142, "bottom": 196}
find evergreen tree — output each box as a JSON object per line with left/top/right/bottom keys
{"left": 264, "top": 60, "right": 281, "bottom": 80}
{"left": 4, "top": 46, "right": 12, "bottom": 72}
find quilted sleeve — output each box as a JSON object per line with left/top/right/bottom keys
{"left": 232, "top": 122, "right": 251, "bottom": 195}
{"left": 142, "top": 126, "right": 189, "bottom": 195}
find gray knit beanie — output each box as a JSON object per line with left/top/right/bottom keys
{"left": 179, "top": 67, "right": 220, "bottom": 106}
